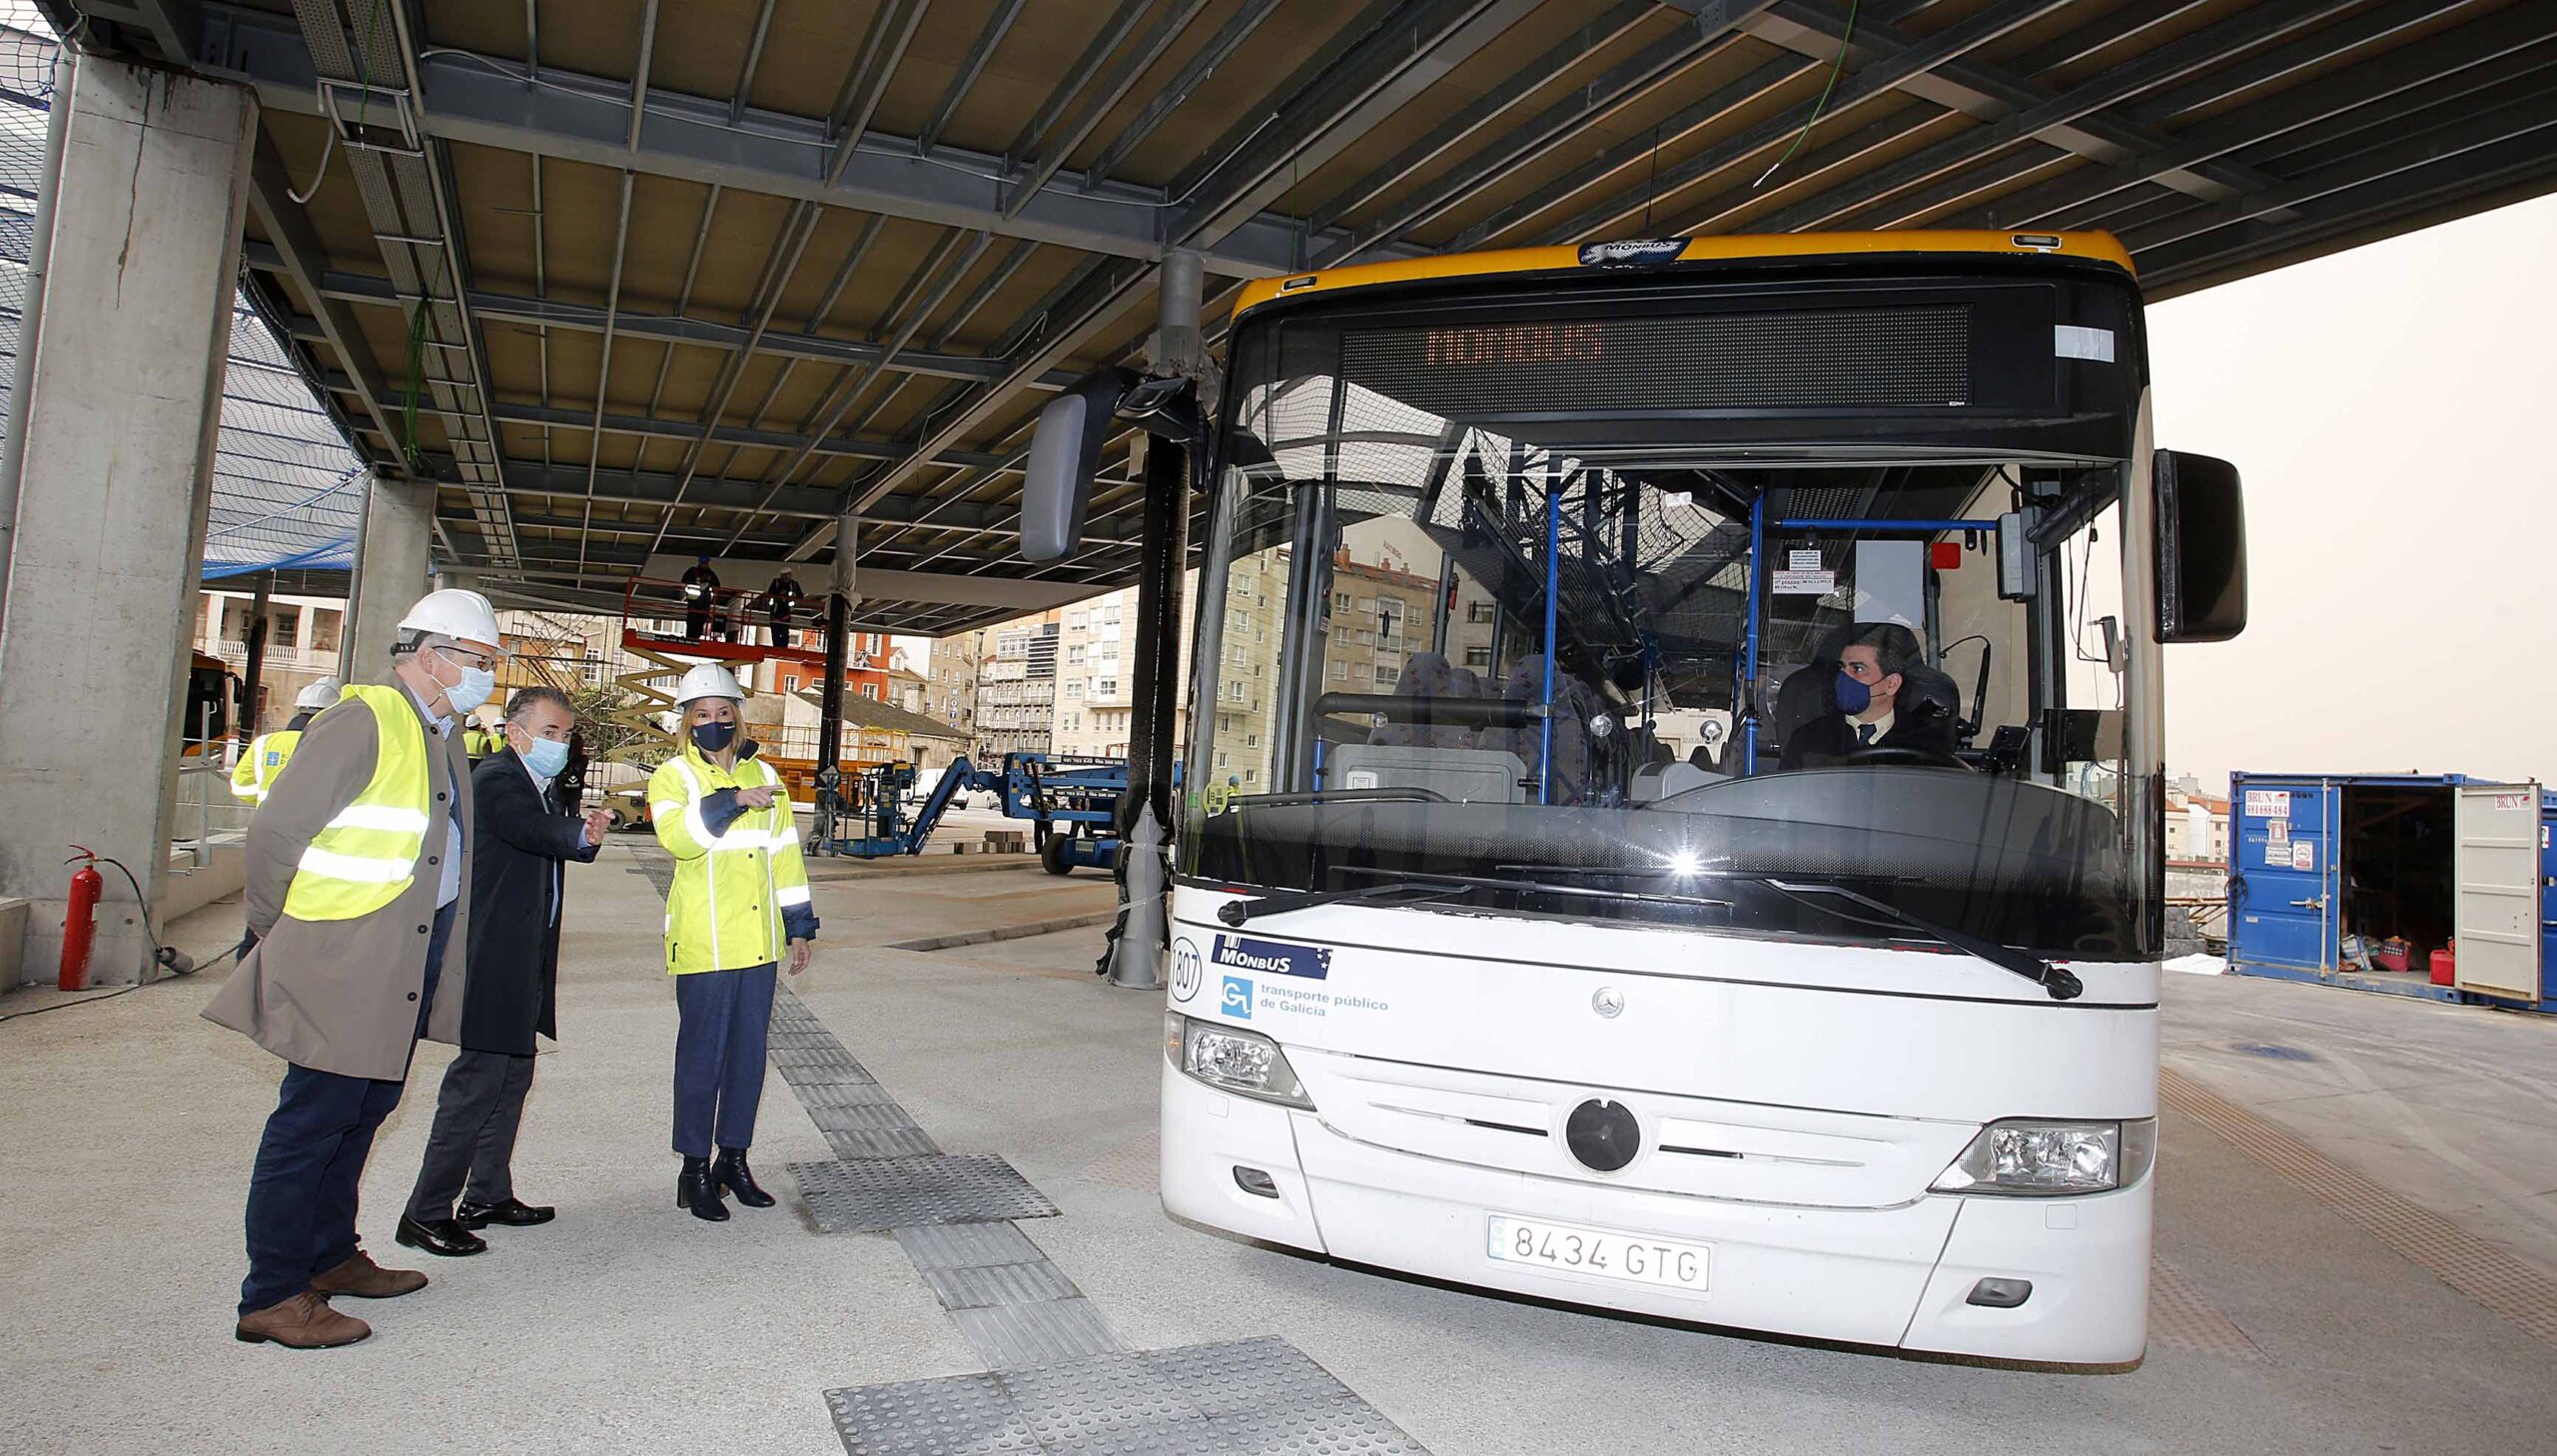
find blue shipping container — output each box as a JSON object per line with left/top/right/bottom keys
{"left": 2226, "top": 772, "right": 2555, "bottom": 1014}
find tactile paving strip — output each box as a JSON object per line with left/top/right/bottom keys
{"left": 790, "top": 1155, "right": 1062, "bottom": 1233}
{"left": 921, "top": 1261, "right": 1083, "bottom": 1311}
{"left": 828, "top": 1126, "right": 945, "bottom": 1160}
{"left": 894, "top": 1222, "right": 1048, "bottom": 1271}
{"left": 2163, "top": 1067, "right": 2557, "bottom": 1346}
{"left": 824, "top": 1339, "right": 1428, "bottom": 1456}
{"left": 806, "top": 1102, "right": 936, "bottom": 1134}
{"left": 952, "top": 1300, "right": 1129, "bottom": 1369}
{"left": 797, "top": 1080, "right": 911, "bottom": 1109}
{"left": 825, "top": 1372, "right": 1040, "bottom": 1456}
{"left": 2147, "top": 1257, "right": 2261, "bottom": 1360}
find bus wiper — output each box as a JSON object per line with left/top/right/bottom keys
{"left": 1216, "top": 879, "right": 1462, "bottom": 926}
{"left": 1496, "top": 864, "right": 2082, "bottom": 1001}
{"left": 1757, "top": 878, "right": 2083, "bottom": 1002}
{"left": 1219, "top": 870, "right": 1732, "bottom": 927}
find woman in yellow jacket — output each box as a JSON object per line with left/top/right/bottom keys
{"left": 649, "top": 664, "right": 817, "bottom": 1221}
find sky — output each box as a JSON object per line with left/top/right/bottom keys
{"left": 2145, "top": 191, "right": 2557, "bottom": 793}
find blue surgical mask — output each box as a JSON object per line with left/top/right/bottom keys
{"left": 522, "top": 736, "right": 570, "bottom": 779}
{"left": 1834, "top": 670, "right": 1872, "bottom": 716}
{"left": 690, "top": 721, "right": 738, "bottom": 754}
{"left": 436, "top": 650, "right": 495, "bottom": 715}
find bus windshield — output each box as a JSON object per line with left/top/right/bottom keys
{"left": 1181, "top": 278, "right": 2161, "bottom": 963}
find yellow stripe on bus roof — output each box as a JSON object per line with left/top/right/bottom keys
{"left": 1230, "top": 231, "right": 2136, "bottom": 321}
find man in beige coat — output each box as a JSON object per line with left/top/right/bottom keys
{"left": 205, "top": 588, "right": 500, "bottom": 1349}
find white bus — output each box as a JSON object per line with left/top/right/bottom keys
{"left": 1044, "top": 232, "right": 2246, "bottom": 1364}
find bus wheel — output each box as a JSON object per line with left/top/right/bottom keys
{"left": 1041, "top": 835, "right": 1074, "bottom": 876}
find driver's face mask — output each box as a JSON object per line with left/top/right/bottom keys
{"left": 1834, "top": 670, "right": 1873, "bottom": 716}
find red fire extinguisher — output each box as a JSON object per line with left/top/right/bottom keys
{"left": 60, "top": 846, "right": 103, "bottom": 993}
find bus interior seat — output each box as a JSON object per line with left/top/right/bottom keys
{"left": 1369, "top": 651, "right": 1468, "bottom": 749}
{"left": 1633, "top": 760, "right": 1720, "bottom": 802}
{"left": 1324, "top": 743, "right": 1527, "bottom": 803}
{"left": 1500, "top": 655, "right": 1597, "bottom": 802}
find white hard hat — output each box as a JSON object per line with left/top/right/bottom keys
{"left": 397, "top": 588, "right": 503, "bottom": 649}
{"left": 295, "top": 677, "right": 343, "bottom": 710}
{"left": 674, "top": 663, "right": 744, "bottom": 706}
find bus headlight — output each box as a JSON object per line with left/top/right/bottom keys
{"left": 1168, "top": 1014, "right": 1313, "bottom": 1108}
{"left": 1930, "top": 1117, "right": 2156, "bottom": 1196}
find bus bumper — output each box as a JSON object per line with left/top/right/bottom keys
{"left": 1162, "top": 1065, "right": 2151, "bottom": 1363}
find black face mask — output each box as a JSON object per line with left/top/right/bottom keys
{"left": 690, "top": 721, "right": 738, "bottom": 754}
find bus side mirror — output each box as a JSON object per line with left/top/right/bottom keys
{"left": 1022, "top": 367, "right": 1137, "bottom": 562}
{"left": 2153, "top": 449, "right": 2246, "bottom": 643}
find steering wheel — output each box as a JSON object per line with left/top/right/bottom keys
{"left": 1834, "top": 744, "right": 1970, "bottom": 771}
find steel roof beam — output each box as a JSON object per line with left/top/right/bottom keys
{"left": 238, "top": 243, "right": 1081, "bottom": 389}
{"left": 197, "top": 5, "right": 1401, "bottom": 282}
{"left": 1739, "top": 0, "right": 2320, "bottom": 233}
{"left": 1309, "top": 0, "right": 1664, "bottom": 245}
{"left": 241, "top": 133, "right": 406, "bottom": 467}
{"left": 815, "top": 0, "right": 1554, "bottom": 553}
{"left": 1957, "top": 3, "right": 2552, "bottom": 234}
{"left": 1553, "top": 0, "right": 2070, "bottom": 244}
{"left": 1080, "top": 0, "right": 1283, "bottom": 187}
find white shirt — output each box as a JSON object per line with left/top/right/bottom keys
{"left": 1847, "top": 709, "right": 1895, "bottom": 746}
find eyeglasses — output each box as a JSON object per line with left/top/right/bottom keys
{"left": 437, "top": 646, "right": 498, "bottom": 674}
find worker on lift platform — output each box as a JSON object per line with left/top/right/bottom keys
{"left": 680, "top": 555, "right": 721, "bottom": 640}
{"left": 230, "top": 677, "right": 341, "bottom": 805}
{"left": 763, "top": 568, "right": 806, "bottom": 649}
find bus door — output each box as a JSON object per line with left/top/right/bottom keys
{"left": 2230, "top": 776, "right": 2334, "bottom": 973}
{"left": 2452, "top": 782, "right": 2542, "bottom": 1002}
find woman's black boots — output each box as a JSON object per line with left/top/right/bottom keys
{"left": 677, "top": 1154, "right": 730, "bottom": 1222}
{"left": 713, "top": 1147, "right": 776, "bottom": 1208}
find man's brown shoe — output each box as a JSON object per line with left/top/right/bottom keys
{"left": 311, "top": 1248, "right": 427, "bottom": 1299}
{"left": 235, "top": 1291, "right": 370, "bottom": 1349}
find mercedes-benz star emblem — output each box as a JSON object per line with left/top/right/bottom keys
{"left": 1591, "top": 988, "right": 1624, "bottom": 1019}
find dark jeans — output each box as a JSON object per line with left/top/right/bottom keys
{"left": 405, "top": 1049, "right": 535, "bottom": 1221}
{"left": 239, "top": 902, "right": 454, "bottom": 1316}
{"left": 671, "top": 963, "right": 775, "bottom": 1158}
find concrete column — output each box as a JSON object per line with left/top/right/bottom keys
{"left": 0, "top": 61, "right": 255, "bottom": 986}
{"left": 340, "top": 471, "right": 433, "bottom": 681}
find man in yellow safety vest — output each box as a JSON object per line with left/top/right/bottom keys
{"left": 204, "top": 587, "right": 501, "bottom": 1351}
{"left": 230, "top": 677, "right": 342, "bottom": 805}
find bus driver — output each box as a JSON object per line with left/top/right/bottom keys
{"left": 1780, "top": 622, "right": 1958, "bottom": 768}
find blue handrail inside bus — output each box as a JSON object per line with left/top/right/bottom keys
{"left": 1539, "top": 478, "right": 1560, "bottom": 805}
{"left": 1743, "top": 492, "right": 1764, "bottom": 775}
{"left": 1776, "top": 518, "right": 2001, "bottom": 532}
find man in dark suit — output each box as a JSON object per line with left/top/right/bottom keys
{"left": 397, "top": 686, "right": 608, "bottom": 1255}
{"left": 1780, "top": 622, "right": 1959, "bottom": 769}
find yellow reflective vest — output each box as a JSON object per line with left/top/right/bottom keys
{"left": 649, "top": 742, "right": 813, "bottom": 974}
{"left": 280, "top": 685, "right": 432, "bottom": 922}
{"left": 230, "top": 728, "right": 307, "bottom": 804}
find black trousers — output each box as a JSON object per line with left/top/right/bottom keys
{"left": 404, "top": 1049, "right": 535, "bottom": 1221}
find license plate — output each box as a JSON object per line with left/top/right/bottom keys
{"left": 1484, "top": 1213, "right": 1710, "bottom": 1291}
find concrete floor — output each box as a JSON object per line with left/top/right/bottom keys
{"left": 4, "top": 846, "right": 2553, "bottom": 1455}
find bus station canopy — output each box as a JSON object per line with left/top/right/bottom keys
{"left": 49, "top": 0, "right": 2557, "bottom": 633}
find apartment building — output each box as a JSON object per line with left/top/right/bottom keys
{"left": 194, "top": 589, "right": 348, "bottom": 734}
{"left": 976, "top": 613, "right": 1061, "bottom": 757}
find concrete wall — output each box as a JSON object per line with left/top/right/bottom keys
{"left": 0, "top": 62, "right": 254, "bottom": 986}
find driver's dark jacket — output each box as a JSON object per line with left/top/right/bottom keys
{"left": 1779, "top": 706, "right": 1958, "bottom": 770}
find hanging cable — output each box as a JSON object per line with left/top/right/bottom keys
{"left": 1755, "top": 0, "right": 1859, "bottom": 190}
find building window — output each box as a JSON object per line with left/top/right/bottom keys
{"left": 1244, "top": 769, "right": 1258, "bottom": 784}
{"left": 1373, "top": 664, "right": 1399, "bottom": 688}
{"left": 1068, "top": 645, "right": 1086, "bottom": 664}
{"left": 861, "top": 684, "right": 880, "bottom": 700}
{"left": 1466, "top": 601, "right": 1495, "bottom": 624}
{"left": 1333, "top": 591, "right": 1351, "bottom": 611}
{"left": 1464, "top": 646, "right": 1492, "bottom": 669}
{"left": 1328, "top": 661, "right": 1348, "bottom": 681}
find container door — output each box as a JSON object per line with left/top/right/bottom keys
{"left": 2229, "top": 778, "right": 2334, "bottom": 972}
{"left": 2453, "top": 783, "right": 2541, "bottom": 1002}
